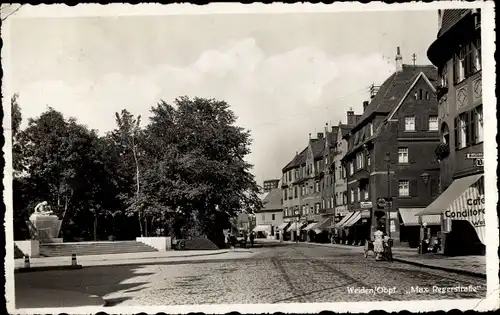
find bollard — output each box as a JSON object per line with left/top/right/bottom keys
{"left": 71, "top": 253, "right": 77, "bottom": 266}
{"left": 24, "top": 255, "right": 30, "bottom": 268}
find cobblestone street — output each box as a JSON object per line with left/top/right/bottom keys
{"left": 15, "top": 241, "right": 486, "bottom": 307}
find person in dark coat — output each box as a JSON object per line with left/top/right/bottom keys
{"left": 249, "top": 231, "right": 255, "bottom": 247}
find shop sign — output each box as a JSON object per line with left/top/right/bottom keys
{"left": 475, "top": 158, "right": 484, "bottom": 167}
{"left": 465, "top": 152, "right": 483, "bottom": 159}
{"left": 360, "top": 201, "right": 372, "bottom": 209}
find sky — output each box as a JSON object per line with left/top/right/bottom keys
{"left": 5, "top": 6, "right": 439, "bottom": 187}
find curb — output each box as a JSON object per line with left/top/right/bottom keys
{"left": 15, "top": 264, "right": 83, "bottom": 273}
{"left": 392, "top": 257, "right": 486, "bottom": 279}
{"left": 14, "top": 250, "right": 231, "bottom": 271}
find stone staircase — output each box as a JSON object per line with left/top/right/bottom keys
{"left": 39, "top": 241, "right": 158, "bottom": 257}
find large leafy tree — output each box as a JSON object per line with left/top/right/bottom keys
{"left": 143, "top": 96, "right": 262, "bottom": 247}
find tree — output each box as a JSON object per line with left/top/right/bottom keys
{"left": 112, "top": 110, "right": 146, "bottom": 236}
{"left": 11, "top": 93, "right": 25, "bottom": 177}
{"left": 143, "top": 96, "right": 262, "bottom": 247}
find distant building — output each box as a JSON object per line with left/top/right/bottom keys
{"left": 423, "top": 9, "right": 484, "bottom": 255}
{"left": 341, "top": 47, "right": 441, "bottom": 247}
{"left": 253, "top": 187, "right": 283, "bottom": 238}
{"left": 263, "top": 179, "right": 280, "bottom": 193}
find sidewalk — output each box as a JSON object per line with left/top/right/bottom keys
{"left": 13, "top": 248, "right": 255, "bottom": 271}
{"left": 258, "top": 238, "right": 486, "bottom": 278}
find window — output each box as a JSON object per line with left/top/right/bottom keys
{"left": 284, "top": 190, "right": 288, "bottom": 200}
{"left": 419, "top": 89, "right": 423, "bottom": 100}
{"left": 357, "top": 187, "right": 360, "bottom": 202}
{"left": 272, "top": 214, "right": 275, "bottom": 220}
{"left": 343, "top": 166, "right": 347, "bottom": 178}
{"left": 456, "top": 113, "right": 470, "bottom": 149}
{"left": 405, "top": 116, "right": 416, "bottom": 131}
{"left": 349, "top": 162, "right": 354, "bottom": 175}
{"left": 453, "top": 46, "right": 466, "bottom": 83}
{"left": 398, "top": 180, "right": 410, "bottom": 196}
{"left": 429, "top": 116, "right": 438, "bottom": 131}
{"left": 301, "top": 186, "right": 306, "bottom": 196}
{"left": 425, "top": 92, "right": 430, "bottom": 100}
{"left": 474, "top": 106, "right": 484, "bottom": 143}
{"left": 440, "top": 65, "right": 448, "bottom": 88}
{"left": 356, "top": 152, "right": 364, "bottom": 169}
{"left": 441, "top": 123, "right": 450, "bottom": 144}
{"left": 364, "top": 189, "right": 369, "bottom": 200}
{"left": 370, "top": 123, "right": 374, "bottom": 136}
{"left": 474, "top": 36, "right": 482, "bottom": 72}
{"left": 322, "top": 200, "right": 325, "bottom": 210}
{"left": 294, "top": 186, "right": 298, "bottom": 198}
{"left": 350, "top": 189, "right": 354, "bottom": 204}
{"left": 367, "top": 156, "right": 371, "bottom": 166}
{"left": 331, "top": 196, "right": 335, "bottom": 208}
{"left": 315, "top": 182, "right": 320, "bottom": 193}
{"left": 302, "top": 205, "right": 306, "bottom": 215}
{"left": 414, "top": 91, "right": 418, "bottom": 100}
{"left": 315, "top": 203, "right": 320, "bottom": 214}
{"left": 261, "top": 214, "right": 265, "bottom": 221}
{"left": 398, "top": 147, "right": 409, "bottom": 163}
{"left": 343, "top": 192, "right": 347, "bottom": 205}
{"left": 284, "top": 208, "right": 287, "bottom": 217}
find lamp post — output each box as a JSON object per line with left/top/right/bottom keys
{"left": 294, "top": 209, "right": 301, "bottom": 243}
{"left": 384, "top": 152, "right": 392, "bottom": 237}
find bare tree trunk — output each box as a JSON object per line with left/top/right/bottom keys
{"left": 94, "top": 214, "right": 98, "bottom": 241}
{"left": 132, "top": 141, "right": 143, "bottom": 237}
{"left": 58, "top": 192, "right": 72, "bottom": 238}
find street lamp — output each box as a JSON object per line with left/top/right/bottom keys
{"left": 294, "top": 209, "right": 301, "bottom": 243}
{"left": 384, "top": 152, "right": 392, "bottom": 237}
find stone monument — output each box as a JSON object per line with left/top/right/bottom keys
{"left": 27, "top": 201, "right": 63, "bottom": 243}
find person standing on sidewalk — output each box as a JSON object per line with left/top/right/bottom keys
{"left": 279, "top": 229, "right": 283, "bottom": 243}
{"left": 373, "top": 228, "right": 384, "bottom": 261}
{"left": 249, "top": 231, "right": 255, "bottom": 247}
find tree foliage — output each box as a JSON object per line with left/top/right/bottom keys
{"left": 12, "top": 95, "right": 262, "bottom": 246}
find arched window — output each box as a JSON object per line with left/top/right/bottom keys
{"left": 441, "top": 122, "right": 450, "bottom": 144}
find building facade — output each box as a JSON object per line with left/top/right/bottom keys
{"left": 341, "top": 48, "right": 441, "bottom": 246}
{"left": 263, "top": 179, "right": 280, "bottom": 193}
{"left": 254, "top": 187, "right": 283, "bottom": 238}
{"left": 423, "top": 9, "right": 484, "bottom": 255}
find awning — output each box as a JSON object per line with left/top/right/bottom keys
{"left": 288, "top": 222, "right": 305, "bottom": 232}
{"left": 276, "top": 222, "right": 289, "bottom": 230}
{"left": 334, "top": 212, "right": 355, "bottom": 228}
{"left": 343, "top": 211, "right": 362, "bottom": 228}
{"left": 252, "top": 225, "right": 270, "bottom": 232}
{"left": 302, "top": 222, "right": 318, "bottom": 231}
{"left": 400, "top": 208, "right": 441, "bottom": 226}
{"left": 312, "top": 217, "right": 333, "bottom": 231}
{"left": 416, "top": 174, "right": 483, "bottom": 216}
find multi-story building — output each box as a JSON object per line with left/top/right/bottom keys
{"left": 281, "top": 133, "right": 327, "bottom": 241}
{"left": 253, "top": 187, "right": 283, "bottom": 238}
{"left": 263, "top": 179, "right": 280, "bottom": 193}
{"left": 340, "top": 47, "right": 441, "bottom": 247}
{"left": 331, "top": 122, "right": 356, "bottom": 233}
{"left": 421, "top": 9, "right": 484, "bottom": 256}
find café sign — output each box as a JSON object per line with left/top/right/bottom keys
{"left": 466, "top": 152, "right": 483, "bottom": 159}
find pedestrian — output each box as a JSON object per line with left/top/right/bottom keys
{"left": 373, "top": 227, "right": 384, "bottom": 261}
{"left": 279, "top": 229, "right": 283, "bottom": 243}
{"left": 249, "top": 231, "right": 255, "bottom": 247}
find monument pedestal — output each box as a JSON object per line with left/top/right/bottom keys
{"left": 28, "top": 214, "right": 62, "bottom": 243}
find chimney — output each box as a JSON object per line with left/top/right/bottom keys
{"left": 325, "top": 122, "right": 329, "bottom": 134}
{"left": 363, "top": 101, "right": 369, "bottom": 112}
{"left": 347, "top": 109, "right": 355, "bottom": 125}
{"left": 309, "top": 133, "right": 312, "bottom": 140}
{"left": 317, "top": 132, "right": 324, "bottom": 139}
{"left": 395, "top": 47, "right": 403, "bottom": 72}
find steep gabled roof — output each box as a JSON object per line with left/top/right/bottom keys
{"left": 310, "top": 138, "right": 325, "bottom": 159}
{"left": 259, "top": 188, "right": 282, "bottom": 212}
{"left": 354, "top": 64, "right": 437, "bottom": 129}
{"left": 283, "top": 147, "right": 307, "bottom": 172}
{"left": 438, "top": 9, "right": 471, "bottom": 38}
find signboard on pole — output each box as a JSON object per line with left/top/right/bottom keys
{"left": 475, "top": 159, "right": 484, "bottom": 167}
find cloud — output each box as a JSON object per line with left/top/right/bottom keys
{"left": 15, "top": 37, "right": 395, "bottom": 185}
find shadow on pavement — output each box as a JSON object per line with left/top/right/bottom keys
{"left": 15, "top": 264, "right": 155, "bottom": 308}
